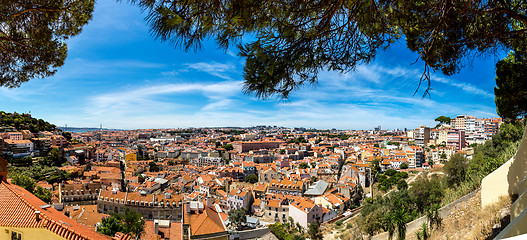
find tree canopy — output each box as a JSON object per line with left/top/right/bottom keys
{"left": 0, "top": 111, "right": 57, "bottom": 132}
{"left": 444, "top": 153, "right": 469, "bottom": 187}
{"left": 129, "top": 0, "right": 527, "bottom": 99}
{"left": 495, "top": 51, "right": 527, "bottom": 120}
{"left": 98, "top": 208, "right": 145, "bottom": 239}
{"left": 228, "top": 208, "right": 247, "bottom": 230}
{"left": 434, "top": 116, "right": 451, "bottom": 124}
{"left": 0, "top": 0, "right": 95, "bottom": 88}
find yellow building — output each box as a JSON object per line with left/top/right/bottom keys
{"left": 125, "top": 151, "right": 137, "bottom": 162}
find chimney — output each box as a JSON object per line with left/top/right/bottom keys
{"left": 206, "top": 198, "right": 212, "bottom": 208}
{"left": 35, "top": 210, "right": 41, "bottom": 221}
{"left": 0, "top": 156, "right": 7, "bottom": 182}
{"left": 154, "top": 219, "right": 159, "bottom": 235}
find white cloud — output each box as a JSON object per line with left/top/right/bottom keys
{"left": 185, "top": 62, "right": 236, "bottom": 80}
{"left": 87, "top": 80, "right": 243, "bottom": 116}
{"left": 431, "top": 76, "right": 493, "bottom": 98}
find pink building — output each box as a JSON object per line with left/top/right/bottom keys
{"left": 447, "top": 129, "right": 466, "bottom": 151}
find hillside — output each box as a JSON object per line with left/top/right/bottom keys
{"left": 0, "top": 111, "right": 57, "bottom": 133}
{"left": 424, "top": 191, "right": 511, "bottom": 240}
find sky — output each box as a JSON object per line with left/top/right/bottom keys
{"left": 0, "top": 1, "right": 507, "bottom": 130}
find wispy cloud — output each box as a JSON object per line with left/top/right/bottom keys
{"left": 87, "top": 81, "right": 243, "bottom": 115}
{"left": 431, "top": 76, "right": 493, "bottom": 98}
{"left": 185, "top": 62, "right": 236, "bottom": 80}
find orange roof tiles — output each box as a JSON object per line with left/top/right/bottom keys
{"left": 0, "top": 181, "right": 111, "bottom": 240}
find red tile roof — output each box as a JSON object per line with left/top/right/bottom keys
{"left": 0, "top": 181, "right": 111, "bottom": 240}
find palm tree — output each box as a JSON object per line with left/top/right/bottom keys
{"left": 426, "top": 204, "right": 442, "bottom": 230}
{"left": 416, "top": 222, "right": 430, "bottom": 240}
{"left": 393, "top": 208, "right": 410, "bottom": 240}
{"left": 382, "top": 212, "right": 396, "bottom": 240}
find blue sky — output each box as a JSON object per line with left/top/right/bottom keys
{"left": 0, "top": 1, "right": 505, "bottom": 130}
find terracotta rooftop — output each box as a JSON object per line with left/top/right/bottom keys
{"left": 185, "top": 205, "right": 227, "bottom": 237}
{"left": 0, "top": 181, "right": 111, "bottom": 240}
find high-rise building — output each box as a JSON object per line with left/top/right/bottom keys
{"left": 447, "top": 129, "right": 466, "bottom": 151}
{"left": 414, "top": 126, "right": 430, "bottom": 147}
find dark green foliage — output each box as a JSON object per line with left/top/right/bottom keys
{"left": 371, "top": 158, "right": 381, "bottom": 176}
{"left": 119, "top": 208, "right": 145, "bottom": 239}
{"left": 62, "top": 132, "right": 72, "bottom": 141}
{"left": 308, "top": 221, "right": 322, "bottom": 240}
{"left": 218, "top": 129, "right": 247, "bottom": 135}
{"left": 7, "top": 156, "right": 33, "bottom": 166}
{"left": 12, "top": 174, "right": 52, "bottom": 203}
{"left": 34, "top": 185, "right": 52, "bottom": 203}
{"left": 269, "top": 223, "right": 288, "bottom": 240}
{"left": 409, "top": 174, "right": 444, "bottom": 213}
{"left": 361, "top": 123, "right": 523, "bottom": 237}
{"left": 8, "top": 160, "right": 72, "bottom": 185}
{"left": 311, "top": 176, "right": 317, "bottom": 183}
{"left": 244, "top": 174, "right": 258, "bottom": 184}
{"left": 377, "top": 170, "right": 409, "bottom": 192}
{"left": 298, "top": 162, "right": 309, "bottom": 169}
{"left": 98, "top": 208, "right": 145, "bottom": 239}
{"left": 385, "top": 169, "right": 397, "bottom": 177}
{"left": 98, "top": 216, "right": 124, "bottom": 237}
{"left": 12, "top": 174, "right": 36, "bottom": 193}
{"left": 148, "top": 161, "right": 160, "bottom": 172}
{"left": 287, "top": 136, "right": 308, "bottom": 144}
{"left": 0, "top": 111, "right": 57, "bottom": 132}
{"left": 286, "top": 235, "right": 305, "bottom": 240}
{"left": 467, "top": 122, "right": 524, "bottom": 181}
{"left": 387, "top": 141, "right": 400, "bottom": 146}
{"left": 393, "top": 208, "right": 411, "bottom": 240}
{"left": 434, "top": 116, "right": 451, "bottom": 124}
{"left": 46, "top": 148, "right": 63, "bottom": 166}
{"left": 495, "top": 51, "right": 527, "bottom": 120}
{"left": 396, "top": 172, "right": 409, "bottom": 179}
{"left": 130, "top": 0, "right": 526, "bottom": 99}
{"left": 397, "top": 179, "right": 408, "bottom": 191}
{"left": 269, "top": 222, "right": 306, "bottom": 240}
{"left": 361, "top": 189, "right": 417, "bottom": 238}
{"left": 444, "top": 154, "right": 469, "bottom": 187}
{"left": 426, "top": 204, "right": 442, "bottom": 230}
{"left": 0, "top": 1, "right": 94, "bottom": 88}
{"left": 222, "top": 144, "right": 234, "bottom": 151}
{"left": 415, "top": 222, "right": 430, "bottom": 240}
{"left": 215, "top": 141, "right": 221, "bottom": 147}
{"left": 400, "top": 162, "right": 409, "bottom": 169}
{"left": 323, "top": 134, "right": 351, "bottom": 140}
{"left": 229, "top": 208, "right": 247, "bottom": 230}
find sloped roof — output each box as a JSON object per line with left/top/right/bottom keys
{"left": 188, "top": 206, "right": 227, "bottom": 236}
{"left": 304, "top": 180, "right": 329, "bottom": 196}
{"left": 0, "top": 181, "right": 111, "bottom": 240}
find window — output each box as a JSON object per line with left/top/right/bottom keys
{"left": 11, "top": 231, "right": 21, "bottom": 240}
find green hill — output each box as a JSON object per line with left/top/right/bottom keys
{"left": 0, "top": 111, "right": 57, "bottom": 133}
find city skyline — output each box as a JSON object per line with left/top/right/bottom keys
{"left": 0, "top": 1, "right": 506, "bottom": 130}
